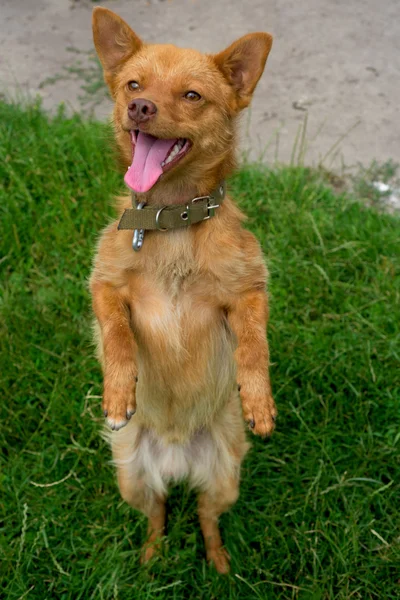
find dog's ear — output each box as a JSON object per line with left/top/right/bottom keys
{"left": 92, "top": 7, "right": 143, "bottom": 79}
{"left": 214, "top": 33, "right": 272, "bottom": 110}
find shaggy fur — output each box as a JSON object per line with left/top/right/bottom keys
{"left": 90, "top": 7, "right": 276, "bottom": 573}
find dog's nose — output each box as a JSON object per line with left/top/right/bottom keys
{"left": 127, "top": 98, "right": 157, "bottom": 123}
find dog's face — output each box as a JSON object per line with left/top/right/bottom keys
{"left": 93, "top": 8, "right": 272, "bottom": 193}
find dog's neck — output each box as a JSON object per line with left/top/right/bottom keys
{"left": 128, "top": 153, "right": 236, "bottom": 207}
{"left": 133, "top": 181, "right": 207, "bottom": 207}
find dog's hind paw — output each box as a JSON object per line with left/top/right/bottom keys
{"left": 140, "top": 540, "right": 162, "bottom": 565}
{"left": 207, "top": 547, "right": 230, "bottom": 574}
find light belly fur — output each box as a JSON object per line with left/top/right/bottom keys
{"left": 111, "top": 391, "right": 249, "bottom": 497}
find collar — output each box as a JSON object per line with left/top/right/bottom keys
{"left": 117, "top": 181, "right": 226, "bottom": 251}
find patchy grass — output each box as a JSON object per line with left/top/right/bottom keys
{"left": 0, "top": 101, "right": 399, "bottom": 600}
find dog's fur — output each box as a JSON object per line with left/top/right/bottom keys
{"left": 90, "top": 7, "right": 276, "bottom": 573}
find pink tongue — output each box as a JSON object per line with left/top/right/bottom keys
{"left": 124, "top": 132, "right": 177, "bottom": 193}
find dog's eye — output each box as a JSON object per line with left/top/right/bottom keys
{"left": 184, "top": 91, "right": 201, "bottom": 101}
{"left": 128, "top": 81, "right": 140, "bottom": 91}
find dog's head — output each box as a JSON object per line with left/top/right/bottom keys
{"left": 93, "top": 8, "right": 272, "bottom": 193}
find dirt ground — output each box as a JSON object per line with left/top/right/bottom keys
{"left": 1, "top": 0, "right": 399, "bottom": 168}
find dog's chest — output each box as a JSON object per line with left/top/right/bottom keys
{"left": 161, "top": 255, "right": 194, "bottom": 300}
{"left": 129, "top": 236, "right": 216, "bottom": 347}
{"left": 150, "top": 234, "right": 196, "bottom": 300}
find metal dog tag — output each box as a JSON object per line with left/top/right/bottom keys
{"left": 132, "top": 202, "right": 146, "bottom": 252}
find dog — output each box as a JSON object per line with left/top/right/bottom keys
{"left": 90, "top": 7, "right": 276, "bottom": 574}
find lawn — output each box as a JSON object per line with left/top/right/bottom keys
{"left": 0, "top": 100, "right": 399, "bottom": 600}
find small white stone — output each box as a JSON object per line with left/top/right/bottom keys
{"left": 372, "top": 181, "right": 390, "bottom": 193}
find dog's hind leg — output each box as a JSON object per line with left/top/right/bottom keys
{"left": 117, "top": 466, "right": 166, "bottom": 564}
{"left": 197, "top": 476, "right": 239, "bottom": 574}
{"left": 141, "top": 494, "right": 166, "bottom": 564}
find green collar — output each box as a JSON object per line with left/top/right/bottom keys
{"left": 118, "top": 181, "right": 226, "bottom": 251}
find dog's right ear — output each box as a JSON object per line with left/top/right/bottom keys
{"left": 92, "top": 7, "right": 143, "bottom": 83}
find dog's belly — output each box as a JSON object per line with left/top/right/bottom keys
{"left": 111, "top": 393, "right": 248, "bottom": 497}
{"left": 130, "top": 282, "right": 237, "bottom": 441}
{"left": 132, "top": 427, "right": 218, "bottom": 493}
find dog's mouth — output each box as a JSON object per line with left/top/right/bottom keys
{"left": 124, "top": 130, "right": 192, "bottom": 193}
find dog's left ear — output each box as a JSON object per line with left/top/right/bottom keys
{"left": 214, "top": 33, "right": 273, "bottom": 110}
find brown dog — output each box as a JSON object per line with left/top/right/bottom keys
{"left": 90, "top": 7, "right": 276, "bottom": 574}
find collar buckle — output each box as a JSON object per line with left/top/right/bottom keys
{"left": 191, "top": 195, "right": 220, "bottom": 220}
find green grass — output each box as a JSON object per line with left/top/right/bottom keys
{"left": 1, "top": 100, "right": 399, "bottom": 600}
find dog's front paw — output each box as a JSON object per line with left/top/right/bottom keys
{"left": 103, "top": 378, "right": 137, "bottom": 431}
{"left": 239, "top": 386, "right": 277, "bottom": 438}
